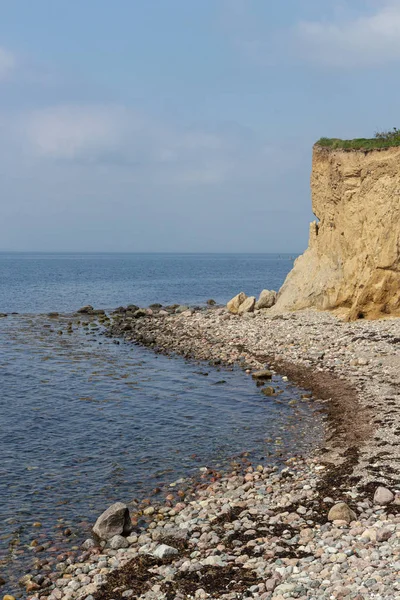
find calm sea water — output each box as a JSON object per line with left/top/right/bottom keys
{"left": 0, "top": 253, "right": 324, "bottom": 594}
{"left": 0, "top": 252, "right": 295, "bottom": 313}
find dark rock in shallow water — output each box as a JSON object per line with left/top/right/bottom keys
{"left": 252, "top": 370, "right": 273, "bottom": 380}
{"left": 47, "top": 312, "right": 59, "bottom": 318}
{"left": 127, "top": 304, "right": 139, "bottom": 312}
{"left": 207, "top": 299, "right": 216, "bottom": 306}
{"left": 134, "top": 309, "right": 148, "bottom": 318}
{"left": 149, "top": 303, "right": 162, "bottom": 310}
{"left": 77, "top": 305, "right": 94, "bottom": 314}
{"left": 0, "top": 313, "right": 8, "bottom": 318}
{"left": 261, "top": 386, "right": 276, "bottom": 396}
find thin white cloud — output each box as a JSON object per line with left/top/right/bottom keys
{"left": 10, "top": 103, "right": 258, "bottom": 185}
{"left": 0, "top": 47, "right": 16, "bottom": 81}
{"left": 22, "top": 105, "right": 128, "bottom": 161}
{"left": 296, "top": 2, "right": 400, "bottom": 67}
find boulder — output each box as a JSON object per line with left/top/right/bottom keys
{"left": 262, "top": 386, "right": 275, "bottom": 396}
{"left": 227, "top": 292, "right": 247, "bottom": 314}
{"left": 237, "top": 296, "right": 256, "bottom": 315}
{"left": 153, "top": 544, "right": 178, "bottom": 559}
{"left": 109, "top": 534, "right": 129, "bottom": 549}
{"left": 92, "top": 502, "right": 132, "bottom": 540}
{"left": 373, "top": 486, "right": 394, "bottom": 505}
{"left": 252, "top": 370, "right": 273, "bottom": 380}
{"left": 255, "top": 289, "right": 277, "bottom": 310}
{"left": 77, "top": 305, "right": 94, "bottom": 314}
{"left": 327, "top": 502, "right": 357, "bottom": 524}
{"left": 175, "top": 305, "right": 190, "bottom": 314}
{"left": 207, "top": 299, "right": 216, "bottom": 306}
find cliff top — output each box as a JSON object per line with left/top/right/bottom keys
{"left": 317, "top": 128, "right": 400, "bottom": 151}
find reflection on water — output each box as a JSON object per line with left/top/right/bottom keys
{"left": 0, "top": 313, "right": 324, "bottom": 591}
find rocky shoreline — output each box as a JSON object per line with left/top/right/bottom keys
{"left": 11, "top": 302, "right": 400, "bottom": 600}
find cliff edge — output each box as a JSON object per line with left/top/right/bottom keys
{"left": 276, "top": 144, "right": 400, "bottom": 320}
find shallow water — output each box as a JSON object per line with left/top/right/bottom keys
{"left": 0, "top": 252, "right": 325, "bottom": 593}
{"left": 0, "top": 313, "right": 324, "bottom": 590}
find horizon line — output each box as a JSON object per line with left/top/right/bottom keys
{"left": 0, "top": 250, "right": 302, "bottom": 255}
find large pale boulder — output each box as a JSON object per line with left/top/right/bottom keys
{"left": 255, "top": 289, "right": 277, "bottom": 309}
{"left": 327, "top": 502, "right": 356, "bottom": 524}
{"left": 276, "top": 145, "right": 400, "bottom": 320}
{"left": 373, "top": 486, "right": 394, "bottom": 505}
{"left": 92, "top": 502, "right": 132, "bottom": 540}
{"left": 237, "top": 296, "right": 256, "bottom": 315}
{"left": 227, "top": 292, "right": 246, "bottom": 314}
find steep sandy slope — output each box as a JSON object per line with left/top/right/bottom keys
{"left": 276, "top": 144, "right": 400, "bottom": 319}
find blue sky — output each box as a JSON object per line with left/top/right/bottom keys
{"left": 0, "top": 0, "right": 399, "bottom": 252}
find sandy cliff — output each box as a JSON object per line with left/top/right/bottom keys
{"left": 276, "top": 144, "right": 400, "bottom": 319}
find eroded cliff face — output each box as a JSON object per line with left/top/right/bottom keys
{"left": 276, "top": 145, "right": 400, "bottom": 319}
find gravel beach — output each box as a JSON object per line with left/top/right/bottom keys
{"left": 18, "top": 305, "right": 400, "bottom": 600}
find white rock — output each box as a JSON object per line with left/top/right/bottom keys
{"left": 109, "top": 534, "right": 129, "bottom": 549}
{"left": 373, "top": 486, "right": 394, "bottom": 505}
{"left": 153, "top": 544, "right": 178, "bottom": 559}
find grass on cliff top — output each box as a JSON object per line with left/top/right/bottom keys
{"left": 316, "top": 128, "right": 400, "bottom": 150}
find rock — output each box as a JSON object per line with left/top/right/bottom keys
{"left": 237, "top": 296, "right": 256, "bottom": 315}
{"left": 47, "top": 312, "right": 59, "bottom": 318}
{"left": 274, "top": 583, "right": 296, "bottom": 594}
{"left": 77, "top": 305, "right": 94, "bottom": 314}
{"left": 206, "top": 299, "right": 216, "bottom": 306}
{"left": 0, "top": 578, "right": 5, "bottom": 587}
{"left": 227, "top": 292, "right": 247, "bottom": 314}
{"left": 109, "top": 534, "right": 129, "bottom": 549}
{"left": 376, "top": 528, "right": 393, "bottom": 542}
{"left": 3, "top": 596, "right": 16, "bottom": 600}
{"left": 153, "top": 544, "right": 178, "bottom": 559}
{"left": 82, "top": 538, "right": 96, "bottom": 549}
{"left": 255, "top": 289, "right": 277, "bottom": 309}
{"left": 261, "top": 386, "right": 275, "bottom": 396}
{"left": 328, "top": 502, "right": 357, "bottom": 524}
{"left": 175, "top": 305, "right": 190, "bottom": 314}
{"left": 92, "top": 502, "right": 132, "bottom": 540}
{"left": 373, "top": 486, "right": 394, "bottom": 505}
{"left": 201, "top": 555, "right": 226, "bottom": 567}
{"left": 180, "top": 310, "right": 193, "bottom": 317}
{"left": 134, "top": 309, "right": 147, "bottom": 318}
{"left": 252, "top": 369, "right": 273, "bottom": 380}
{"left": 25, "top": 581, "right": 40, "bottom": 593}
{"left": 0, "top": 314, "right": 8, "bottom": 318}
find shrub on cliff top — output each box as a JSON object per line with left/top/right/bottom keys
{"left": 317, "top": 128, "right": 400, "bottom": 150}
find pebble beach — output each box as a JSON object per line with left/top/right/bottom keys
{"left": 10, "top": 301, "right": 400, "bottom": 600}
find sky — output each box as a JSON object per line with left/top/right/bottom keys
{"left": 1, "top": 0, "right": 400, "bottom": 252}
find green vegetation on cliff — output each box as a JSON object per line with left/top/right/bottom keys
{"left": 317, "top": 128, "right": 400, "bottom": 150}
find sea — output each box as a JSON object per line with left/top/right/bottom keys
{"left": 0, "top": 252, "right": 325, "bottom": 592}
